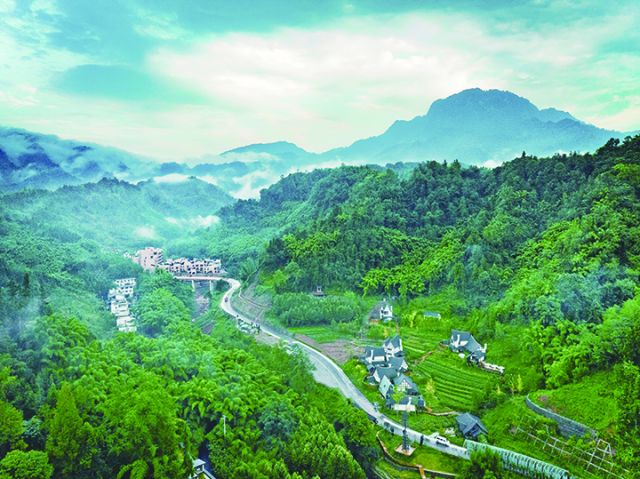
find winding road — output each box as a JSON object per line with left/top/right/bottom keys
{"left": 219, "top": 277, "right": 470, "bottom": 461}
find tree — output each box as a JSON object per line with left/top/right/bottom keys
{"left": 0, "top": 450, "right": 53, "bottom": 479}
{"left": 45, "top": 383, "right": 94, "bottom": 479}
{"left": 259, "top": 399, "right": 298, "bottom": 451}
{"left": 135, "top": 288, "right": 190, "bottom": 337}
{"left": 0, "top": 399, "right": 24, "bottom": 456}
{"left": 462, "top": 448, "right": 505, "bottom": 479}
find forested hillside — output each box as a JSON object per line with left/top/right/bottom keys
{"left": 0, "top": 199, "right": 380, "bottom": 478}
{"left": 205, "top": 135, "right": 640, "bottom": 472}
{"left": 1, "top": 177, "right": 233, "bottom": 251}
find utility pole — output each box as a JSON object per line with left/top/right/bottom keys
{"left": 402, "top": 411, "right": 409, "bottom": 452}
{"left": 222, "top": 415, "right": 227, "bottom": 438}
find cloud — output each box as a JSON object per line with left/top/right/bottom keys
{"left": 220, "top": 151, "right": 283, "bottom": 164}
{"left": 164, "top": 214, "right": 220, "bottom": 228}
{"left": 134, "top": 225, "right": 158, "bottom": 239}
{"left": 146, "top": 10, "right": 640, "bottom": 155}
{"left": 231, "top": 169, "right": 282, "bottom": 199}
{"left": 0, "top": 3, "right": 638, "bottom": 161}
{"left": 153, "top": 173, "right": 190, "bottom": 183}
{"left": 196, "top": 175, "right": 219, "bottom": 186}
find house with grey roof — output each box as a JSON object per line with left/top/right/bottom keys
{"left": 383, "top": 335, "right": 403, "bottom": 357}
{"left": 190, "top": 458, "right": 216, "bottom": 479}
{"left": 456, "top": 413, "right": 488, "bottom": 440}
{"left": 449, "top": 329, "right": 486, "bottom": 363}
{"left": 388, "top": 355, "right": 408, "bottom": 372}
{"left": 393, "top": 374, "right": 419, "bottom": 395}
{"left": 392, "top": 395, "right": 425, "bottom": 413}
{"left": 362, "top": 346, "right": 387, "bottom": 368}
{"left": 379, "top": 374, "right": 394, "bottom": 398}
{"left": 370, "top": 299, "right": 394, "bottom": 322}
{"left": 373, "top": 366, "right": 399, "bottom": 383}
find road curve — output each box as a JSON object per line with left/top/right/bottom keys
{"left": 218, "top": 277, "right": 470, "bottom": 460}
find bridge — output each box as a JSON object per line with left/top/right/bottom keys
{"left": 174, "top": 275, "right": 226, "bottom": 291}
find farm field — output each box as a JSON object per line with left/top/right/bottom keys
{"left": 289, "top": 323, "right": 360, "bottom": 343}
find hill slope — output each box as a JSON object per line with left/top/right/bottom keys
{"left": 1, "top": 176, "right": 234, "bottom": 250}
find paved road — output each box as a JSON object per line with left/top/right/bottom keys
{"left": 219, "top": 278, "right": 470, "bottom": 460}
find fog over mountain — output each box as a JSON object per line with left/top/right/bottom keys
{"left": 0, "top": 89, "right": 629, "bottom": 196}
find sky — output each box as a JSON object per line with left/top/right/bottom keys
{"left": 0, "top": 0, "right": 639, "bottom": 162}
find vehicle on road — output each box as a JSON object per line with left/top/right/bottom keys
{"left": 435, "top": 435, "right": 450, "bottom": 447}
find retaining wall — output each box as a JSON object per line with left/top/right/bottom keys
{"left": 525, "top": 396, "right": 596, "bottom": 439}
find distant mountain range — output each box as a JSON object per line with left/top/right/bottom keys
{"left": 325, "top": 88, "right": 626, "bottom": 165}
{"left": 0, "top": 89, "right": 632, "bottom": 196}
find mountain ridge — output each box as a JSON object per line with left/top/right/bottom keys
{"left": 0, "top": 88, "right": 631, "bottom": 195}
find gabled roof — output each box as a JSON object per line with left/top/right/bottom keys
{"left": 379, "top": 375, "right": 394, "bottom": 397}
{"left": 375, "top": 366, "right": 399, "bottom": 381}
{"left": 397, "top": 395, "right": 424, "bottom": 406}
{"left": 393, "top": 374, "right": 418, "bottom": 391}
{"left": 384, "top": 335, "right": 402, "bottom": 349}
{"left": 456, "top": 413, "right": 488, "bottom": 436}
{"left": 450, "top": 329, "right": 483, "bottom": 354}
{"left": 388, "top": 356, "right": 407, "bottom": 370}
{"left": 365, "top": 346, "right": 386, "bottom": 357}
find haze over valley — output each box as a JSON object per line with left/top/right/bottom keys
{"left": 1, "top": 2, "right": 639, "bottom": 479}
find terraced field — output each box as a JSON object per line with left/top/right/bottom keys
{"left": 399, "top": 325, "right": 498, "bottom": 413}
{"left": 402, "top": 329, "right": 445, "bottom": 356}
{"left": 414, "top": 356, "right": 496, "bottom": 411}
{"left": 289, "top": 324, "right": 359, "bottom": 343}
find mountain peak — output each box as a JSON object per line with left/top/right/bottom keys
{"left": 221, "top": 141, "right": 309, "bottom": 157}
{"left": 426, "top": 88, "right": 539, "bottom": 124}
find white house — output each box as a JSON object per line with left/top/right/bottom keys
{"left": 383, "top": 335, "right": 403, "bottom": 358}
{"left": 363, "top": 346, "right": 387, "bottom": 367}
{"left": 379, "top": 375, "right": 394, "bottom": 398}
{"left": 373, "top": 366, "right": 399, "bottom": 384}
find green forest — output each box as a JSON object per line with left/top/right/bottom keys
{"left": 1, "top": 135, "right": 639, "bottom": 478}
{"left": 0, "top": 225, "right": 380, "bottom": 478}
{"left": 203, "top": 136, "right": 640, "bottom": 475}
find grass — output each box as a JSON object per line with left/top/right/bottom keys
{"left": 378, "top": 430, "right": 464, "bottom": 473}
{"left": 375, "top": 461, "right": 418, "bottom": 479}
{"left": 530, "top": 371, "right": 618, "bottom": 434}
{"left": 289, "top": 323, "right": 360, "bottom": 343}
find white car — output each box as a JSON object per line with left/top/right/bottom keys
{"left": 434, "top": 435, "right": 450, "bottom": 447}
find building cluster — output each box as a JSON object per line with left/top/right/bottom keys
{"left": 108, "top": 278, "right": 137, "bottom": 333}
{"left": 128, "top": 247, "right": 222, "bottom": 276}
{"left": 369, "top": 298, "right": 394, "bottom": 323}
{"left": 158, "top": 257, "right": 222, "bottom": 276}
{"left": 361, "top": 335, "right": 425, "bottom": 412}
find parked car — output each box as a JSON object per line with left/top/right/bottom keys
{"left": 434, "top": 435, "right": 450, "bottom": 447}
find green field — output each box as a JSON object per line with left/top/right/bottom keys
{"left": 529, "top": 372, "right": 618, "bottom": 433}
{"left": 289, "top": 323, "right": 360, "bottom": 343}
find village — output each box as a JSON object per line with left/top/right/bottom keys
{"left": 126, "top": 246, "right": 223, "bottom": 275}
{"left": 357, "top": 298, "right": 506, "bottom": 444}
{"left": 107, "top": 247, "right": 224, "bottom": 333}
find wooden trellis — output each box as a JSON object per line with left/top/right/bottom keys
{"left": 512, "top": 414, "right": 629, "bottom": 479}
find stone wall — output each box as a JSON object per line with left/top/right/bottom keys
{"left": 525, "top": 396, "right": 596, "bottom": 438}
